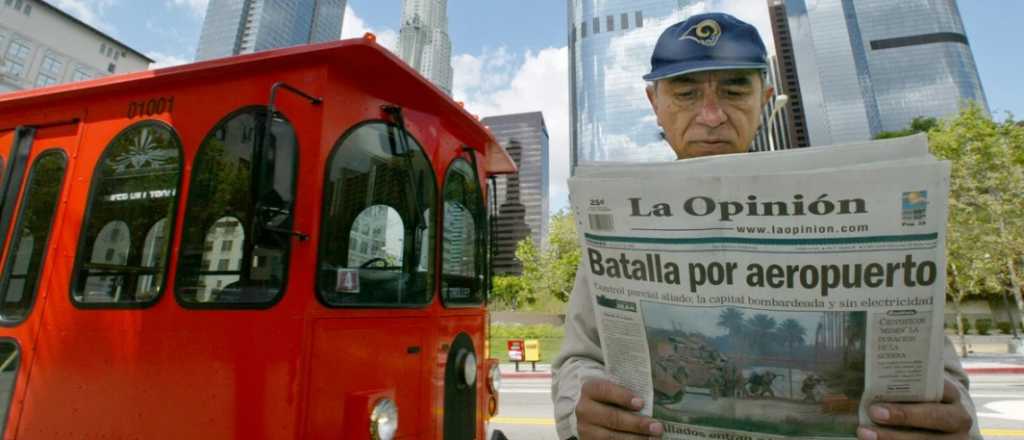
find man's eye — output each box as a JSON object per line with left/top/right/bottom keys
{"left": 724, "top": 89, "right": 749, "bottom": 97}
{"left": 676, "top": 91, "right": 697, "bottom": 99}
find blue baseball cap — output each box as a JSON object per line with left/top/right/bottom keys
{"left": 643, "top": 12, "right": 768, "bottom": 82}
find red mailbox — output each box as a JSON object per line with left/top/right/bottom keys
{"left": 507, "top": 339, "right": 524, "bottom": 362}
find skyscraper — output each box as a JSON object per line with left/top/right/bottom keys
{"left": 768, "top": 0, "right": 811, "bottom": 148}
{"left": 481, "top": 112, "right": 550, "bottom": 275}
{"left": 778, "top": 0, "right": 987, "bottom": 144}
{"left": 397, "top": 0, "right": 453, "bottom": 95}
{"left": 195, "top": 0, "right": 345, "bottom": 61}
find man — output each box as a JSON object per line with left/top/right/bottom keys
{"left": 552, "top": 12, "right": 980, "bottom": 440}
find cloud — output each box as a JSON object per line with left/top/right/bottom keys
{"left": 453, "top": 46, "right": 572, "bottom": 213}
{"left": 167, "top": 0, "right": 207, "bottom": 17}
{"left": 148, "top": 52, "right": 190, "bottom": 69}
{"left": 341, "top": 5, "right": 398, "bottom": 52}
{"left": 49, "top": 0, "right": 117, "bottom": 34}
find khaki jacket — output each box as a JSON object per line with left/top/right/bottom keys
{"left": 551, "top": 264, "right": 982, "bottom": 440}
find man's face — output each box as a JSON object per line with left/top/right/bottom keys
{"left": 646, "top": 70, "right": 773, "bottom": 160}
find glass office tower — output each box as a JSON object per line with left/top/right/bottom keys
{"left": 569, "top": 0, "right": 704, "bottom": 168}
{"left": 196, "top": 0, "right": 346, "bottom": 61}
{"left": 784, "top": 0, "right": 987, "bottom": 144}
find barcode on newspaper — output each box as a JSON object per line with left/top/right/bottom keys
{"left": 588, "top": 214, "right": 614, "bottom": 231}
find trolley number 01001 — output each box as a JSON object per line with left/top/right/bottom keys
{"left": 127, "top": 97, "right": 175, "bottom": 118}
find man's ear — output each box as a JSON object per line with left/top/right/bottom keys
{"left": 763, "top": 85, "right": 775, "bottom": 107}
{"left": 646, "top": 83, "right": 658, "bottom": 112}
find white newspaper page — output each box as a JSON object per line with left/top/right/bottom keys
{"left": 570, "top": 160, "right": 949, "bottom": 440}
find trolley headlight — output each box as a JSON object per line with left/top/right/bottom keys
{"left": 459, "top": 351, "right": 477, "bottom": 387}
{"left": 488, "top": 362, "right": 501, "bottom": 394}
{"left": 369, "top": 398, "right": 398, "bottom": 440}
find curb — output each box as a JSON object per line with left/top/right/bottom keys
{"left": 964, "top": 367, "right": 1024, "bottom": 375}
{"left": 502, "top": 371, "right": 553, "bottom": 379}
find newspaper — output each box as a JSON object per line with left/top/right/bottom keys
{"left": 569, "top": 134, "right": 949, "bottom": 440}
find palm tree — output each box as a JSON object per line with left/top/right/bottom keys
{"left": 717, "top": 307, "right": 746, "bottom": 350}
{"left": 778, "top": 318, "right": 807, "bottom": 398}
{"left": 747, "top": 314, "right": 777, "bottom": 356}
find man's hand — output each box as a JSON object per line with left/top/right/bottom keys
{"left": 857, "top": 379, "right": 974, "bottom": 440}
{"left": 576, "top": 379, "right": 664, "bottom": 439}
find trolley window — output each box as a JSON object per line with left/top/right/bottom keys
{"left": 176, "top": 108, "right": 297, "bottom": 307}
{"left": 0, "top": 341, "right": 18, "bottom": 435}
{"left": 72, "top": 122, "right": 182, "bottom": 306}
{"left": 440, "top": 159, "right": 485, "bottom": 306}
{"left": 0, "top": 151, "right": 66, "bottom": 321}
{"left": 318, "top": 122, "right": 436, "bottom": 307}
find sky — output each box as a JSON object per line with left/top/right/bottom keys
{"left": 47, "top": 0, "right": 1024, "bottom": 214}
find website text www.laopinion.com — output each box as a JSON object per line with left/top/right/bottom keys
{"left": 735, "top": 224, "right": 871, "bottom": 235}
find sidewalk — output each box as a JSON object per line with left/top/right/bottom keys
{"left": 960, "top": 353, "right": 1024, "bottom": 375}
{"left": 501, "top": 362, "right": 552, "bottom": 379}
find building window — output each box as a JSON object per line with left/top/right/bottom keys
{"left": 636, "top": 11, "right": 644, "bottom": 28}
{"left": 100, "top": 43, "right": 106, "bottom": 54}
{"left": 34, "top": 73, "right": 56, "bottom": 87}
{"left": 21, "top": 3, "right": 29, "bottom": 15}
{"left": 71, "top": 68, "right": 90, "bottom": 82}
{"left": 13, "top": 0, "right": 20, "bottom": 9}
{"left": 607, "top": 15, "right": 615, "bottom": 32}
{"left": 6, "top": 40, "right": 30, "bottom": 61}
{"left": 107, "top": 63, "right": 115, "bottom": 73}
{"left": 621, "top": 13, "right": 629, "bottom": 30}
{"left": 40, "top": 55, "right": 61, "bottom": 75}
{"left": 220, "top": 240, "right": 232, "bottom": 252}
{"left": 2, "top": 60, "right": 24, "bottom": 78}
{"left": 581, "top": 21, "right": 587, "bottom": 38}
{"left": 593, "top": 17, "right": 600, "bottom": 34}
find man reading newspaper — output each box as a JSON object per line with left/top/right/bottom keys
{"left": 551, "top": 12, "right": 980, "bottom": 440}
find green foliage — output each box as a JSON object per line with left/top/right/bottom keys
{"left": 960, "top": 317, "right": 972, "bottom": 334}
{"left": 975, "top": 318, "right": 993, "bottom": 335}
{"left": 997, "top": 321, "right": 1013, "bottom": 335}
{"left": 502, "top": 210, "right": 581, "bottom": 311}
{"left": 489, "top": 275, "right": 531, "bottom": 310}
{"left": 874, "top": 116, "right": 939, "bottom": 139}
{"left": 930, "top": 104, "right": 1024, "bottom": 322}
{"left": 490, "top": 323, "right": 565, "bottom": 339}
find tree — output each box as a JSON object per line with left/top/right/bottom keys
{"left": 928, "top": 103, "right": 1024, "bottom": 355}
{"left": 505, "top": 210, "right": 581, "bottom": 312}
{"left": 490, "top": 275, "right": 531, "bottom": 310}
{"left": 746, "top": 314, "right": 777, "bottom": 356}
{"left": 778, "top": 318, "right": 807, "bottom": 397}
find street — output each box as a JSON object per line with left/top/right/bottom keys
{"left": 490, "top": 373, "right": 1024, "bottom": 440}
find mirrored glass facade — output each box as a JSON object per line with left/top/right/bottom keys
{"left": 196, "top": 0, "right": 346, "bottom": 61}
{"left": 784, "top": 0, "right": 987, "bottom": 144}
{"left": 569, "top": 0, "right": 706, "bottom": 168}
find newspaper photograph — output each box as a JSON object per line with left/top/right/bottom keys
{"left": 569, "top": 136, "right": 949, "bottom": 440}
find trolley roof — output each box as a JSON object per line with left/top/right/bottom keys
{"left": 0, "top": 36, "right": 517, "bottom": 176}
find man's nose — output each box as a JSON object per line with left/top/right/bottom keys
{"left": 695, "top": 93, "right": 727, "bottom": 127}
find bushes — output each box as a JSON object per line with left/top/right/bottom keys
{"left": 997, "top": 321, "right": 1014, "bottom": 335}
{"left": 490, "top": 323, "right": 564, "bottom": 339}
{"left": 975, "top": 319, "right": 992, "bottom": 335}
{"left": 959, "top": 317, "right": 971, "bottom": 334}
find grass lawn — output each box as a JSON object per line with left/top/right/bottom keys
{"left": 487, "top": 336, "right": 564, "bottom": 364}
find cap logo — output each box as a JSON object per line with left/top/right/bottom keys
{"left": 680, "top": 19, "right": 722, "bottom": 47}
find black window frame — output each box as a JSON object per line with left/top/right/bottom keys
{"left": 315, "top": 120, "right": 438, "bottom": 309}
{"left": 0, "top": 149, "right": 66, "bottom": 324}
{"left": 174, "top": 106, "right": 299, "bottom": 310}
{"left": 439, "top": 158, "right": 486, "bottom": 308}
{"left": 70, "top": 120, "right": 184, "bottom": 309}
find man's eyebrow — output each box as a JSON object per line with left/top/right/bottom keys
{"left": 721, "top": 76, "right": 754, "bottom": 86}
